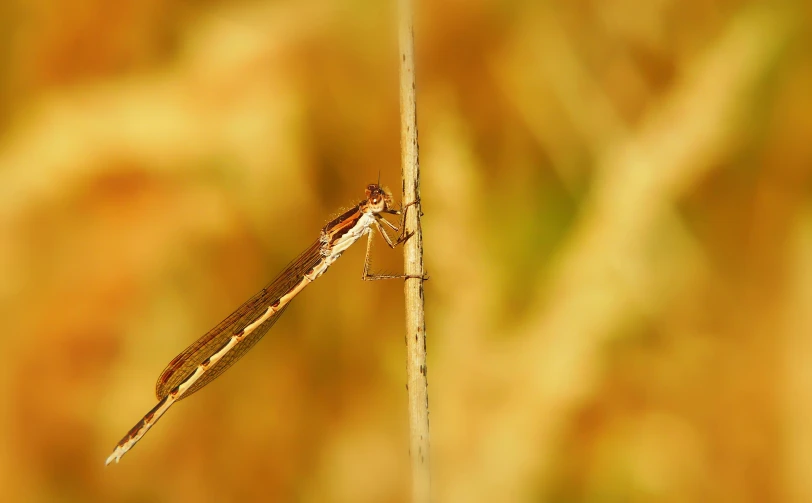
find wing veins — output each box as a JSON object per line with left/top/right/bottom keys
{"left": 155, "top": 240, "right": 323, "bottom": 400}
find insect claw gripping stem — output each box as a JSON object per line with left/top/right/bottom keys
{"left": 360, "top": 195, "right": 428, "bottom": 282}
{"left": 398, "top": 195, "right": 427, "bottom": 280}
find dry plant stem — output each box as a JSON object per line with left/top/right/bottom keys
{"left": 397, "top": 0, "right": 431, "bottom": 501}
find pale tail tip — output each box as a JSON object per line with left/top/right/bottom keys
{"left": 105, "top": 450, "right": 121, "bottom": 466}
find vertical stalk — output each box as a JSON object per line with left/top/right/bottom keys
{"left": 397, "top": 0, "right": 431, "bottom": 501}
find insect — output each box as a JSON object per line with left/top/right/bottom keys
{"left": 106, "top": 183, "right": 420, "bottom": 465}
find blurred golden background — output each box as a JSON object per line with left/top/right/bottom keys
{"left": 1, "top": 0, "right": 811, "bottom": 501}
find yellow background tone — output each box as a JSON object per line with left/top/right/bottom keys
{"left": 0, "top": 0, "right": 810, "bottom": 502}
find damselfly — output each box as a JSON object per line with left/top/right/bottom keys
{"left": 106, "top": 183, "right": 419, "bottom": 465}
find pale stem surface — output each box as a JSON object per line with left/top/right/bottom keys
{"left": 398, "top": 0, "right": 431, "bottom": 501}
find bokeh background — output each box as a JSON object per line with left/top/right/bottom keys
{"left": 1, "top": 0, "right": 811, "bottom": 501}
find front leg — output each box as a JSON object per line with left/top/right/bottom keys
{"left": 378, "top": 197, "right": 421, "bottom": 246}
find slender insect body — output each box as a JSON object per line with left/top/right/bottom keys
{"left": 106, "top": 183, "right": 407, "bottom": 465}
